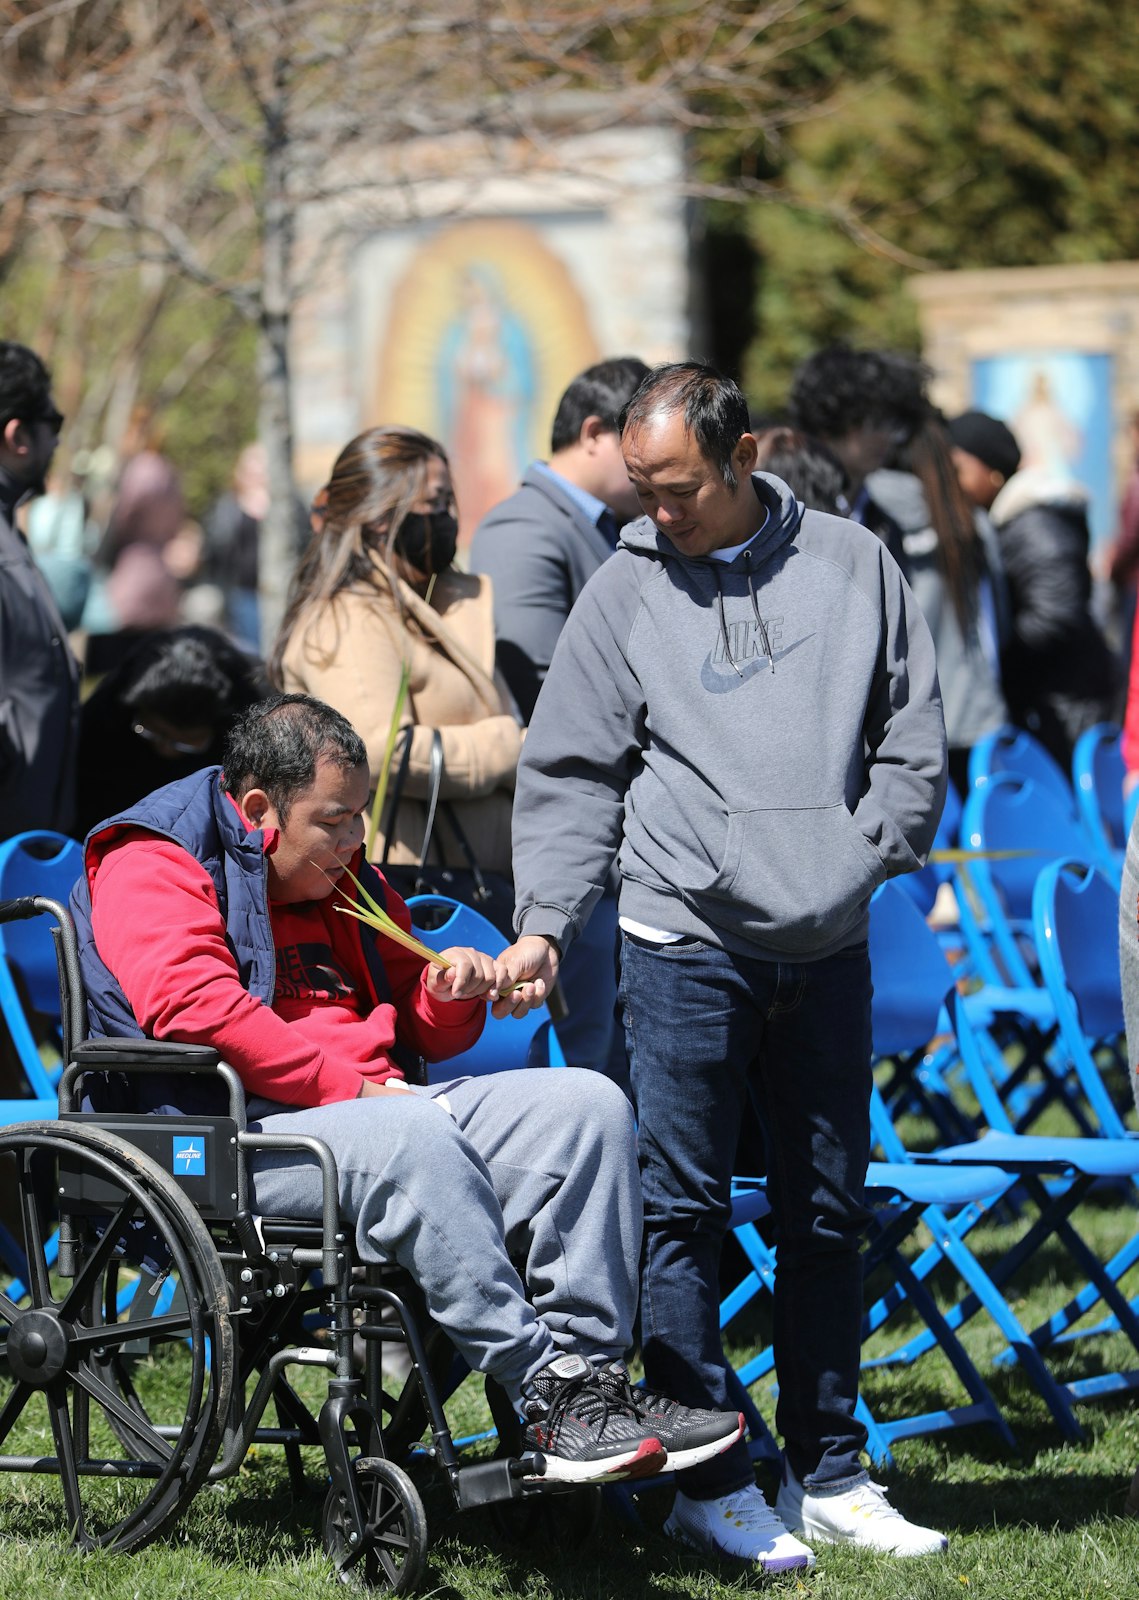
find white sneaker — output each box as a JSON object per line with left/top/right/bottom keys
{"left": 775, "top": 1468, "right": 948, "bottom": 1556}
{"left": 664, "top": 1484, "right": 816, "bottom": 1571}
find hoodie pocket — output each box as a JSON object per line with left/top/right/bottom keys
{"left": 695, "top": 803, "right": 885, "bottom": 954}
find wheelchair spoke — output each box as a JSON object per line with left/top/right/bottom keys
{"left": 71, "top": 1362, "right": 174, "bottom": 1462}
{"left": 374, "top": 1534, "right": 411, "bottom": 1588}
{"left": 369, "top": 1500, "right": 412, "bottom": 1544}
{"left": 18, "top": 1157, "right": 54, "bottom": 1307}
{"left": 0, "top": 1124, "right": 235, "bottom": 1555}
{"left": 366, "top": 1480, "right": 414, "bottom": 1586}
{"left": 57, "top": 1193, "right": 140, "bottom": 1321}
{"left": 338, "top": 1540, "right": 369, "bottom": 1576}
{"left": 0, "top": 1374, "right": 33, "bottom": 1448}
{"left": 69, "top": 1308, "right": 196, "bottom": 1352}
{"left": 45, "top": 1380, "right": 87, "bottom": 1548}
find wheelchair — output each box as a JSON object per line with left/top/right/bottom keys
{"left": 0, "top": 893, "right": 587, "bottom": 1591}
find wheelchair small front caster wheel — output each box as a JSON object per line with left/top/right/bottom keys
{"left": 323, "top": 1456, "right": 428, "bottom": 1593}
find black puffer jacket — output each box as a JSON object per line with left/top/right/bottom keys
{"left": 990, "top": 469, "right": 1118, "bottom": 766}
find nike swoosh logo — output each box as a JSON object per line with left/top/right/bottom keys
{"left": 699, "top": 633, "right": 815, "bottom": 692}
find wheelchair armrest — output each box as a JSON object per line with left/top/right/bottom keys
{"left": 60, "top": 1039, "right": 245, "bottom": 1129}
{"left": 73, "top": 1037, "right": 221, "bottom": 1068}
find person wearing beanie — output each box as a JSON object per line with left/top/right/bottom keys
{"left": 947, "top": 411, "right": 1022, "bottom": 502}
{"left": 949, "top": 408, "right": 1117, "bottom": 767}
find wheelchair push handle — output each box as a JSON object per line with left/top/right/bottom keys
{"left": 0, "top": 893, "right": 86, "bottom": 1071}
{"left": 0, "top": 893, "right": 51, "bottom": 921}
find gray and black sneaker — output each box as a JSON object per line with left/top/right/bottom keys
{"left": 520, "top": 1352, "right": 667, "bottom": 1484}
{"left": 596, "top": 1361, "right": 745, "bottom": 1473}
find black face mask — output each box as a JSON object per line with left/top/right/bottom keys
{"left": 394, "top": 510, "right": 458, "bottom": 577}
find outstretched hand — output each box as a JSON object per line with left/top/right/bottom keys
{"left": 423, "top": 937, "right": 560, "bottom": 1021}
{"left": 424, "top": 946, "right": 500, "bottom": 1002}
{"left": 490, "top": 935, "right": 560, "bottom": 1020}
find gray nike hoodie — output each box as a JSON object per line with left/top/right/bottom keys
{"left": 512, "top": 472, "right": 947, "bottom": 962}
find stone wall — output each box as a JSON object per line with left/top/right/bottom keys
{"left": 910, "top": 261, "right": 1139, "bottom": 545}
{"left": 291, "top": 122, "right": 691, "bottom": 544}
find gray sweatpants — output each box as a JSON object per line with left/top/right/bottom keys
{"left": 247, "top": 1067, "right": 641, "bottom": 1402}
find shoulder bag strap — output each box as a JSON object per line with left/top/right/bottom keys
{"left": 380, "top": 727, "right": 445, "bottom": 880}
{"left": 437, "top": 797, "right": 492, "bottom": 906}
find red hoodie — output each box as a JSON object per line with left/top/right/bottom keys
{"left": 87, "top": 807, "right": 485, "bottom": 1107}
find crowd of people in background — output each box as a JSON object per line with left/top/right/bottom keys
{"left": 2, "top": 330, "right": 1137, "bottom": 1572}
{"left": 5, "top": 334, "right": 1128, "bottom": 866}
{"left": 2, "top": 326, "right": 1132, "bottom": 1113}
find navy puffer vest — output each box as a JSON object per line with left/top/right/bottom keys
{"left": 70, "top": 766, "right": 408, "bottom": 1113}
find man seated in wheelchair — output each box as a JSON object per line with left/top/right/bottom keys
{"left": 71, "top": 691, "right": 742, "bottom": 1487}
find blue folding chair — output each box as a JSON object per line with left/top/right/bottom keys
{"left": 946, "top": 777, "right": 1105, "bottom": 1131}
{"left": 865, "top": 882, "right": 1139, "bottom": 1440}
{"left": 968, "top": 724, "right": 1077, "bottom": 818}
{"left": 407, "top": 894, "right": 565, "bottom": 1079}
{"left": 930, "top": 999, "right": 1139, "bottom": 1430}
{"left": 958, "top": 771, "right": 1124, "bottom": 1108}
{"left": 957, "top": 773, "right": 1106, "bottom": 988}
{"left": 0, "top": 856, "right": 87, "bottom": 1293}
{"left": 1072, "top": 723, "right": 1126, "bottom": 876}
{"left": 1032, "top": 856, "right": 1132, "bottom": 1141}
{"left": 867, "top": 854, "right": 977, "bottom": 1143}
{"left": 0, "top": 831, "right": 83, "bottom": 1123}
{"left": 897, "top": 777, "right": 963, "bottom": 919}
{"left": 725, "top": 1155, "right": 1019, "bottom": 1467}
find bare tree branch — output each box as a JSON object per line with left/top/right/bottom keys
{"left": 1, "top": 0, "right": 869, "bottom": 644}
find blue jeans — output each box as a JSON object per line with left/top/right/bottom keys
{"left": 556, "top": 891, "right": 629, "bottom": 1092}
{"left": 618, "top": 931, "right": 872, "bottom": 1497}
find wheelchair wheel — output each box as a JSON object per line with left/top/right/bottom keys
{"left": 0, "top": 1122, "right": 234, "bottom": 1552}
{"left": 323, "top": 1455, "right": 428, "bottom": 1593}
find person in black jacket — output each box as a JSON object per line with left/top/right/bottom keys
{"left": 0, "top": 341, "right": 79, "bottom": 839}
{"left": 73, "top": 625, "right": 267, "bottom": 838}
{"left": 949, "top": 409, "right": 1118, "bottom": 768}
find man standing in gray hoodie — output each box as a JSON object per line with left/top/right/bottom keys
{"left": 498, "top": 363, "right": 948, "bottom": 1570}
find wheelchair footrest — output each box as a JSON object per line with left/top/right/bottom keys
{"left": 453, "top": 1454, "right": 544, "bottom": 1509}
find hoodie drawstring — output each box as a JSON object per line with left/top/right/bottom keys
{"left": 714, "top": 555, "right": 775, "bottom": 675}
{"left": 745, "top": 555, "right": 776, "bottom": 674}
{"left": 714, "top": 572, "right": 742, "bottom": 678}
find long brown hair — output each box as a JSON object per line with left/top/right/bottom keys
{"left": 903, "top": 417, "right": 985, "bottom": 632}
{"left": 268, "top": 426, "right": 450, "bottom": 687}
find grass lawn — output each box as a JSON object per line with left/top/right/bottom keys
{"left": 5, "top": 1043, "right": 1139, "bottom": 1600}
{"left": 4, "top": 1187, "right": 1139, "bottom": 1600}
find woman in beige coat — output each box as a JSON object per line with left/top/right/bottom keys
{"left": 269, "top": 427, "right": 522, "bottom": 884}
